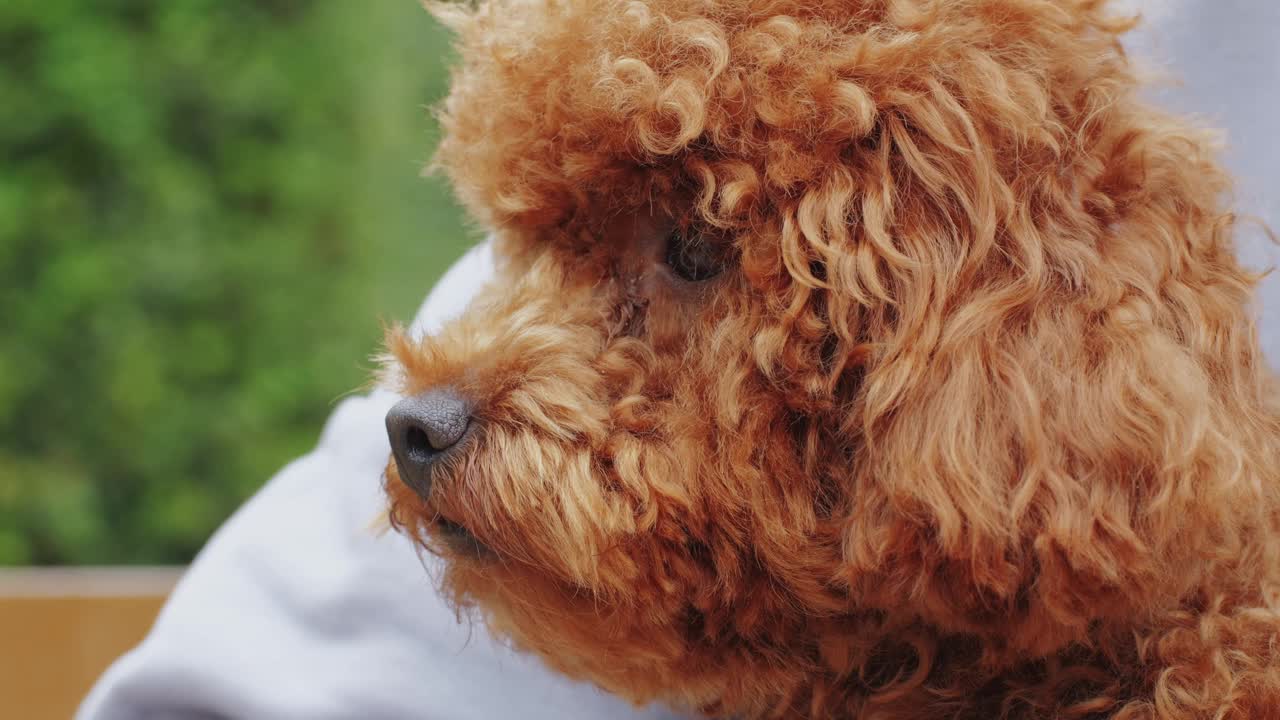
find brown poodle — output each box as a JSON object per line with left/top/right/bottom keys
{"left": 380, "top": 0, "right": 1280, "bottom": 717}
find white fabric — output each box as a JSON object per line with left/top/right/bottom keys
{"left": 80, "top": 5, "right": 1278, "bottom": 719}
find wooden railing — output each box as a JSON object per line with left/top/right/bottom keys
{"left": 0, "top": 567, "right": 182, "bottom": 720}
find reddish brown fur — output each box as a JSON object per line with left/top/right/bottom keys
{"left": 382, "top": 0, "right": 1280, "bottom": 717}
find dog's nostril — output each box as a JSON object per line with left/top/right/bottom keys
{"left": 385, "top": 389, "right": 472, "bottom": 498}
{"left": 404, "top": 426, "right": 434, "bottom": 460}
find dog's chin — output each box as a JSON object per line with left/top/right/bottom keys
{"left": 433, "top": 516, "right": 494, "bottom": 560}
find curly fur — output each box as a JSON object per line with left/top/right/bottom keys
{"left": 382, "top": 0, "right": 1280, "bottom": 717}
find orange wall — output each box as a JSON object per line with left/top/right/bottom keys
{"left": 0, "top": 569, "right": 179, "bottom": 720}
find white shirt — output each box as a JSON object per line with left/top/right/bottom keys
{"left": 80, "top": 5, "right": 1279, "bottom": 718}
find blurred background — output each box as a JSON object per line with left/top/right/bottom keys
{"left": 0, "top": 0, "right": 469, "bottom": 567}
{"left": 2, "top": 4, "right": 470, "bottom": 713}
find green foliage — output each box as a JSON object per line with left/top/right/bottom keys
{"left": 0, "top": 0, "right": 471, "bottom": 564}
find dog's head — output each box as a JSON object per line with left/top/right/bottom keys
{"left": 382, "top": 0, "right": 1276, "bottom": 715}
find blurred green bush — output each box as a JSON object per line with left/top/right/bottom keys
{"left": 0, "top": 0, "right": 470, "bottom": 564}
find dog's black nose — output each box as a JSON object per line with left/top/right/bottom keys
{"left": 386, "top": 390, "right": 471, "bottom": 497}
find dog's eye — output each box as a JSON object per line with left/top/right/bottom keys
{"left": 662, "top": 226, "right": 725, "bottom": 283}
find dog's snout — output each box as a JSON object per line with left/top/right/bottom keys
{"left": 386, "top": 389, "right": 471, "bottom": 497}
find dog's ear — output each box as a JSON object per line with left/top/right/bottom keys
{"left": 694, "top": 1, "right": 1275, "bottom": 654}
{"left": 789, "top": 86, "right": 1280, "bottom": 656}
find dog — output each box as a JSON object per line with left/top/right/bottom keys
{"left": 381, "top": 0, "right": 1280, "bottom": 716}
